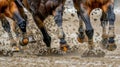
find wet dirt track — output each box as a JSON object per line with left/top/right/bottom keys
{"left": 0, "top": 0, "right": 120, "bottom": 67}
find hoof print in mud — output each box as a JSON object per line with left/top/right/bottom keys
{"left": 19, "top": 37, "right": 29, "bottom": 46}
{"left": 81, "top": 49, "right": 105, "bottom": 57}
{"left": 106, "top": 43, "right": 117, "bottom": 51}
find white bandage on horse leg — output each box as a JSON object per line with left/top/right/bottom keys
{"left": 57, "top": 26, "right": 64, "bottom": 39}
{"left": 102, "top": 26, "right": 108, "bottom": 39}
{"left": 108, "top": 25, "right": 115, "bottom": 37}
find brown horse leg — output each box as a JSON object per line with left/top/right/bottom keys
{"left": 33, "top": 15, "right": 51, "bottom": 48}
{"left": 5, "top": 1, "right": 29, "bottom": 46}
{"left": 54, "top": 4, "right": 69, "bottom": 52}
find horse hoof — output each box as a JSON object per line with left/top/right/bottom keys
{"left": 77, "top": 37, "right": 84, "bottom": 43}
{"left": 106, "top": 43, "right": 117, "bottom": 51}
{"left": 100, "top": 38, "right": 108, "bottom": 49}
{"left": 60, "top": 44, "right": 69, "bottom": 52}
{"left": 19, "top": 37, "right": 29, "bottom": 46}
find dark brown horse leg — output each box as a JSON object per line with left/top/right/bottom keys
{"left": 33, "top": 16, "right": 51, "bottom": 48}
{"left": 107, "top": 4, "right": 116, "bottom": 51}
{"left": 54, "top": 4, "right": 69, "bottom": 52}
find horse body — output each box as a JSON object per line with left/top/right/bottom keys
{"left": 73, "top": 0, "right": 116, "bottom": 51}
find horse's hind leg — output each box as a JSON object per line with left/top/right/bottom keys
{"left": 107, "top": 4, "right": 116, "bottom": 51}
{"left": 54, "top": 4, "right": 69, "bottom": 52}
{"left": 33, "top": 16, "right": 51, "bottom": 48}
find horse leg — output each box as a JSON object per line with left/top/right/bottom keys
{"left": 5, "top": 1, "right": 28, "bottom": 46}
{"left": 107, "top": 4, "right": 116, "bottom": 51}
{"left": 77, "top": 11, "right": 86, "bottom": 43}
{"left": 100, "top": 12, "right": 108, "bottom": 49}
{"left": 54, "top": 4, "right": 69, "bottom": 52}
{"left": 79, "top": 8, "right": 94, "bottom": 50}
{"left": 15, "top": 0, "right": 36, "bottom": 43}
{"left": 33, "top": 15, "right": 51, "bottom": 48}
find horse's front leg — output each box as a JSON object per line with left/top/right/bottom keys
{"left": 107, "top": 4, "right": 116, "bottom": 51}
{"left": 5, "top": 1, "right": 29, "bottom": 46}
{"left": 54, "top": 4, "right": 69, "bottom": 52}
{"left": 76, "top": 5, "right": 94, "bottom": 50}
{"left": 15, "top": 0, "right": 36, "bottom": 43}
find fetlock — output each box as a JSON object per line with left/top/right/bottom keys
{"left": 85, "top": 29, "right": 94, "bottom": 39}
{"left": 78, "top": 27, "right": 85, "bottom": 39}
{"left": 85, "top": 29, "right": 94, "bottom": 50}
{"left": 77, "top": 27, "right": 86, "bottom": 43}
{"left": 60, "top": 38, "right": 69, "bottom": 52}
{"left": 18, "top": 21, "right": 26, "bottom": 33}
{"left": 60, "top": 38, "right": 67, "bottom": 44}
